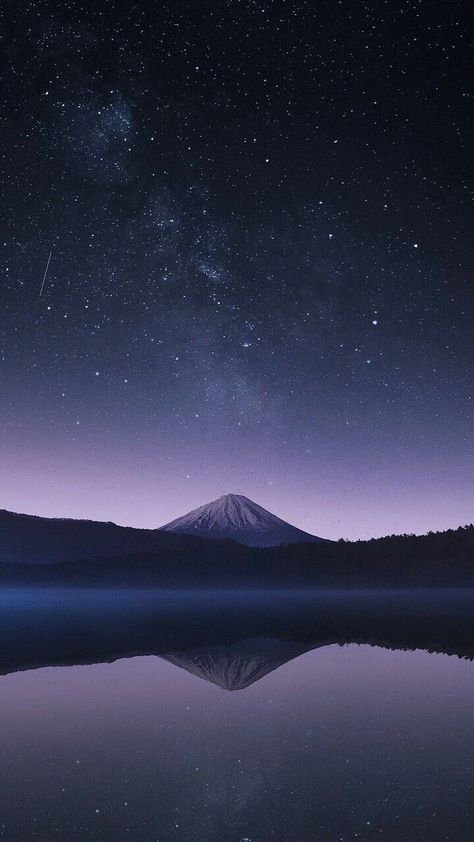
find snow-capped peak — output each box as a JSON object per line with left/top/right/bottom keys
{"left": 160, "top": 493, "right": 326, "bottom": 547}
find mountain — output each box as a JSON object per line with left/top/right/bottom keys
{"left": 0, "top": 493, "right": 324, "bottom": 565}
{"left": 1, "top": 503, "right": 473, "bottom": 587}
{"left": 160, "top": 493, "right": 325, "bottom": 547}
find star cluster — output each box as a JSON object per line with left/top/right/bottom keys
{"left": 0, "top": 0, "right": 472, "bottom": 537}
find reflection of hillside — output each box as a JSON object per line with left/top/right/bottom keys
{"left": 0, "top": 591, "right": 473, "bottom": 683}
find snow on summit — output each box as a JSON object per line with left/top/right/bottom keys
{"left": 160, "top": 493, "right": 327, "bottom": 547}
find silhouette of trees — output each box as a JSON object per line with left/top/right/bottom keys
{"left": 0, "top": 523, "right": 473, "bottom": 588}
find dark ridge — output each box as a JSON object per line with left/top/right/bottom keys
{"left": 0, "top": 518, "right": 473, "bottom": 587}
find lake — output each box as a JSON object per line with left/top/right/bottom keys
{"left": 0, "top": 589, "right": 473, "bottom": 840}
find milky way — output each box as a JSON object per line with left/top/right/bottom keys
{"left": 1, "top": 1, "right": 472, "bottom": 538}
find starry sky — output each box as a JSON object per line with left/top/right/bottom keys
{"left": 0, "top": 0, "right": 472, "bottom": 539}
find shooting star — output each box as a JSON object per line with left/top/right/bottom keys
{"left": 39, "top": 250, "right": 52, "bottom": 296}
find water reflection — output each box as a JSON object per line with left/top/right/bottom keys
{"left": 160, "top": 638, "right": 319, "bottom": 690}
{"left": 0, "top": 590, "right": 474, "bottom": 841}
{"left": 0, "top": 588, "right": 473, "bottom": 680}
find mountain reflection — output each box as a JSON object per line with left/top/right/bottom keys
{"left": 0, "top": 589, "right": 473, "bottom": 686}
{"left": 160, "top": 638, "right": 322, "bottom": 690}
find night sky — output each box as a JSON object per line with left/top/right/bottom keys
{"left": 1, "top": 0, "right": 472, "bottom": 539}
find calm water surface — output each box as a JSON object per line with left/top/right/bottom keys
{"left": 0, "top": 589, "right": 473, "bottom": 841}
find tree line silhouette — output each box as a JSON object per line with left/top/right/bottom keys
{"left": 0, "top": 522, "right": 473, "bottom": 587}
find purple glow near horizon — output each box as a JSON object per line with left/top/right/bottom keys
{"left": 1, "top": 428, "right": 472, "bottom": 540}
